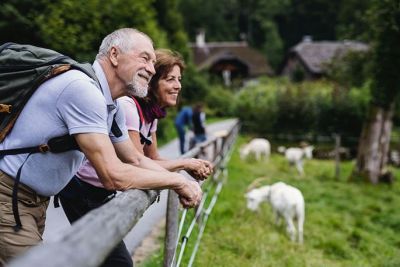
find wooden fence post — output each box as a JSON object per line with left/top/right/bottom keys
{"left": 164, "top": 190, "right": 179, "bottom": 267}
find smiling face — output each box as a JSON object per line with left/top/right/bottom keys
{"left": 116, "top": 34, "right": 156, "bottom": 97}
{"left": 146, "top": 49, "right": 185, "bottom": 107}
{"left": 127, "top": 69, "right": 151, "bottom": 98}
{"left": 156, "top": 65, "right": 182, "bottom": 107}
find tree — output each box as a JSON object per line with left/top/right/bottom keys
{"left": 0, "top": 0, "right": 46, "bottom": 45}
{"left": 179, "top": 0, "right": 241, "bottom": 43}
{"left": 276, "top": 0, "right": 342, "bottom": 50}
{"left": 238, "top": 0, "right": 289, "bottom": 68}
{"left": 325, "top": 50, "right": 372, "bottom": 89}
{"left": 179, "top": 0, "right": 288, "bottom": 69}
{"left": 352, "top": 0, "right": 400, "bottom": 183}
{"left": 153, "top": 0, "right": 190, "bottom": 59}
{"left": 0, "top": 0, "right": 169, "bottom": 61}
{"left": 335, "top": 0, "right": 374, "bottom": 41}
{"left": 34, "top": 0, "right": 168, "bottom": 60}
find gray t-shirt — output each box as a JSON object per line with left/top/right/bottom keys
{"left": 0, "top": 61, "right": 128, "bottom": 196}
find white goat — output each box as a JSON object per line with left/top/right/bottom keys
{"left": 278, "top": 146, "right": 314, "bottom": 176}
{"left": 245, "top": 182, "right": 305, "bottom": 243}
{"left": 240, "top": 138, "right": 271, "bottom": 161}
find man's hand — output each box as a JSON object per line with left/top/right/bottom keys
{"left": 185, "top": 158, "right": 214, "bottom": 181}
{"left": 173, "top": 178, "right": 202, "bottom": 208}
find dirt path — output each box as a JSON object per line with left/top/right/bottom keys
{"left": 133, "top": 219, "right": 165, "bottom": 266}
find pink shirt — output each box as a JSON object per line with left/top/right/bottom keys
{"left": 76, "top": 96, "right": 157, "bottom": 188}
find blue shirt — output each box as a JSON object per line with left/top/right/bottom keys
{"left": 175, "top": 106, "right": 193, "bottom": 127}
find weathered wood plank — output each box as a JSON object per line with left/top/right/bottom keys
{"left": 8, "top": 190, "right": 158, "bottom": 267}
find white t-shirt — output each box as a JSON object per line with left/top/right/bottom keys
{"left": 119, "top": 96, "right": 157, "bottom": 139}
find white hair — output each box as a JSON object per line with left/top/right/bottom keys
{"left": 95, "top": 28, "right": 152, "bottom": 59}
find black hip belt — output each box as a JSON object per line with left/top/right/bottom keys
{"left": 77, "top": 178, "right": 116, "bottom": 203}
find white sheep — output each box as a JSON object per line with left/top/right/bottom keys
{"left": 240, "top": 138, "right": 271, "bottom": 161}
{"left": 278, "top": 146, "right": 314, "bottom": 176}
{"left": 245, "top": 182, "right": 305, "bottom": 243}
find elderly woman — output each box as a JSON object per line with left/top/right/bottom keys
{"left": 119, "top": 49, "right": 212, "bottom": 178}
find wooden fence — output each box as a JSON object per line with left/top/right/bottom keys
{"left": 7, "top": 119, "right": 240, "bottom": 267}
{"left": 164, "top": 119, "right": 240, "bottom": 266}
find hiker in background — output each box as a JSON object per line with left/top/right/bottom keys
{"left": 190, "top": 102, "right": 207, "bottom": 149}
{"left": 59, "top": 49, "right": 212, "bottom": 267}
{"left": 0, "top": 28, "right": 202, "bottom": 266}
{"left": 175, "top": 106, "right": 193, "bottom": 154}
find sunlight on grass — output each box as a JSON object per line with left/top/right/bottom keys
{"left": 141, "top": 135, "right": 400, "bottom": 267}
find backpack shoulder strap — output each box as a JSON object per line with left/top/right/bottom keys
{"left": 147, "top": 121, "right": 154, "bottom": 138}
{"left": 130, "top": 96, "right": 156, "bottom": 145}
{"left": 71, "top": 63, "right": 100, "bottom": 88}
{"left": 130, "top": 96, "right": 145, "bottom": 131}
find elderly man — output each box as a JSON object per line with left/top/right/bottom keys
{"left": 0, "top": 28, "right": 202, "bottom": 265}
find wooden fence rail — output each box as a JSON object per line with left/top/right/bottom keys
{"left": 8, "top": 119, "right": 240, "bottom": 267}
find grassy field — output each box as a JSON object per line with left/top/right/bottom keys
{"left": 141, "top": 136, "right": 400, "bottom": 267}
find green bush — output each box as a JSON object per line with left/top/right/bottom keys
{"left": 180, "top": 64, "right": 208, "bottom": 105}
{"left": 317, "top": 83, "right": 370, "bottom": 137}
{"left": 275, "top": 84, "right": 319, "bottom": 134}
{"left": 205, "top": 85, "right": 235, "bottom": 117}
{"left": 326, "top": 50, "right": 372, "bottom": 89}
{"left": 233, "top": 80, "right": 279, "bottom": 135}
{"left": 156, "top": 110, "right": 177, "bottom": 146}
{"left": 233, "top": 79, "right": 371, "bottom": 138}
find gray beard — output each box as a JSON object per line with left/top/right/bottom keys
{"left": 127, "top": 82, "right": 148, "bottom": 98}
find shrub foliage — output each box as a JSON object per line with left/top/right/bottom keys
{"left": 232, "top": 79, "right": 370, "bottom": 139}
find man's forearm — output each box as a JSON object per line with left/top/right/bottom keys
{"left": 113, "top": 139, "right": 168, "bottom": 172}
{"left": 110, "top": 162, "right": 184, "bottom": 191}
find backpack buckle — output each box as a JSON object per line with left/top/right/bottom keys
{"left": 52, "top": 64, "right": 71, "bottom": 76}
{"left": 39, "top": 144, "right": 50, "bottom": 153}
{"left": 0, "top": 104, "right": 12, "bottom": 113}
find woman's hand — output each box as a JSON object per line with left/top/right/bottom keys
{"left": 185, "top": 158, "right": 214, "bottom": 180}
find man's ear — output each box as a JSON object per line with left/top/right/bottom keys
{"left": 109, "top": 46, "right": 119, "bottom": 67}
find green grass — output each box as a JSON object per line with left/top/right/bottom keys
{"left": 141, "top": 136, "right": 400, "bottom": 267}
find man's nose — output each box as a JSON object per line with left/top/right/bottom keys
{"left": 146, "top": 62, "right": 155, "bottom": 76}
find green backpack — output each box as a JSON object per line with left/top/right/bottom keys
{"left": 0, "top": 43, "right": 102, "bottom": 231}
{"left": 0, "top": 42, "right": 99, "bottom": 147}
